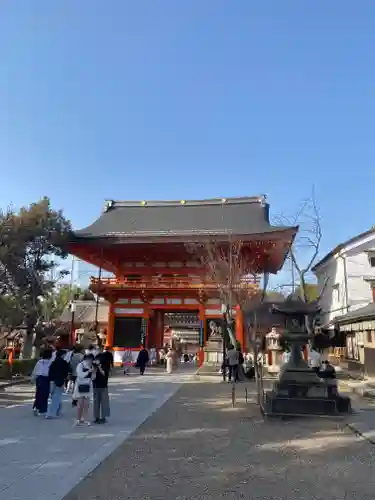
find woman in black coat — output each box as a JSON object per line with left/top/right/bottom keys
{"left": 136, "top": 346, "right": 149, "bottom": 375}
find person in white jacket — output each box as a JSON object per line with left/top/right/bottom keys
{"left": 308, "top": 348, "right": 322, "bottom": 373}
{"left": 73, "top": 354, "right": 95, "bottom": 425}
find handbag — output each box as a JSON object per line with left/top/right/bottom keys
{"left": 78, "top": 384, "right": 90, "bottom": 393}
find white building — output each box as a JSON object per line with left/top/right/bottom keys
{"left": 312, "top": 227, "right": 375, "bottom": 327}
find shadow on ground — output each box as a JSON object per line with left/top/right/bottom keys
{"left": 64, "top": 378, "right": 375, "bottom": 500}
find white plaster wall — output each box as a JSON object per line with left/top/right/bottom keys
{"left": 345, "top": 250, "right": 374, "bottom": 309}
{"left": 315, "top": 257, "right": 346, "bottom": 326}
{"left": 314, "top": 232, "right": 375, "bottom": 325}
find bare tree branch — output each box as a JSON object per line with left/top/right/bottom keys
{"left": 185, "top": 237, "right": 267, "bottom": 345}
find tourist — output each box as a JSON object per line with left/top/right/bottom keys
{"left": 46, "top": 349, "right": 70, "bottom": 419}
{"left": 64, "top": 347, "right": 74, "bottom": 393}
{"left": 69, "top": 346, "right": 84, "bottom": 405}
{"left": 244, "top": 353, "right": 255, "bottom": 380}
{"left": 319, "top": 360, "right": 338, "bottom": 397}
{"left": 236, "top": 346, "right": 245, "bottom": 381}
{"left": 99, "top": 346, "right": 114, "bottom": 375}
{"left": 149, "top": 347, "right": 157, "bottom": 365}
{"left": 31, "top": 349, "right": 52, "bottom": 416}
{"left": 308, "top": 347, "right": 322, "bottom": 373}
{"left": 136, "top": 345, "right": 149, "bottom": 375}
{"left": 92, "top": 355, "right": 110, "bottom": 424}
{"left": 122, "top": 349, "right": 133, "bottom": 375}
{"left": 166, "top": 347, "right": 175, "bottom": 374}
{"left": 226, "top": 344, "right": 239, "bottom": 383}
{"left": 85, "top": 344, "right": 97, "bottom": 357}
{"left": 73, "top": 353, "right": 95, "bottom": 426}
{"left": 158, "top": 348, "right": 166, "bottom": 366}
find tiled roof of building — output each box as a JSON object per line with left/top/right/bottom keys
{"left": 335, "top": 303, "right": 375, "bottom": 324}
{"left": 312, "top": 227, "right": 375, "bottom": 272}
{"left": 72, "top": 196, "right": 296, "bottom": 240}
{"left": 59, "top": 301, "right": 109, "bottom": 324}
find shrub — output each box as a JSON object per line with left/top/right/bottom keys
{"left": 0, "top": 359, "right": 38, "bottom": 379}
{"left": 11, "top": 359, "right": 38, "bottom": 377}
{"left": 0, "top": 361, "right": 11, "bottom": 379}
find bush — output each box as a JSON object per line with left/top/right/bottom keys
{"left": 0, "top": 359, "right": 38, "bottom": 379}
{"left": 11, "top": 359, "right": 38, "bottom": 377}
{"left": 0, "top": 361, "right": 11, "bottom": 379}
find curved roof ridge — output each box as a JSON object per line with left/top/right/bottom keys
{"left": 104, "top": 195, "right": 266, "bottom": 210}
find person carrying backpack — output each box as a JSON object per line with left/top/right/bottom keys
{"left": 46, "top": 350, "right": 69, "bottom": 419}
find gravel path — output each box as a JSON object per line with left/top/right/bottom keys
{"left": 64, "top": 376, "right": 375, "bottom": 500}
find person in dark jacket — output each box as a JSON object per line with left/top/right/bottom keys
{"left": 92, "top": 355, "right": 110, "bottom": 424}
{"left": 136, "top": 346, "right": 149, "bottom": 375}
{"left": 98, "top": 347, "right": 114, "bottom": 375}
{"left": 46, "top": 350, "right": 69, "bottom": 418}
{"left": 31, "top": 349, "right": 52, "bottom": 416}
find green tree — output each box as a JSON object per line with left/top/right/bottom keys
{"left": 0, "top": 197, "right": 72, "bottom": 356}
{"left": 288, "top": 283, "right": 319, "bottom": 303}
{"left": 0, "top": 295, "right": 24, "bottom": 329}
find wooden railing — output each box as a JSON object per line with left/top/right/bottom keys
{"left": 90, "top": 276, "right": 258, "bottom": 290}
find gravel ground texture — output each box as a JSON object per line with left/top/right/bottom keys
{"left": 64, "top": 375, "right": 375, "bottom": 500}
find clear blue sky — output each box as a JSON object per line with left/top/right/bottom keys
{"left": 1, "top": 0, "right": 374, "bottom": 262}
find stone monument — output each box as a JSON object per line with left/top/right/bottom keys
{"left": 203, "top": 319, "right": 225, "bottom": 366}
{"left": 263, "top": 300, "right": 351, "bottom": 417}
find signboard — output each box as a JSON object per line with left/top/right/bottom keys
{"left": 141, "top": 318, "right": 147, "bottom": 346}
{"left": 199, "top": 320, "right": 204, "bottom": 347}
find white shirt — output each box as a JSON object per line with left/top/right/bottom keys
{"left": 32, "top": 359, "right": 51, "bottom": 379}
{"left": 309, "top": 350, "right": 322, "bottom": 368}
{"left": 64, "top": 350, "right": 73, "bottom": 364}
{"left": 122, "top": 350, "right": 133, "bottom": 362}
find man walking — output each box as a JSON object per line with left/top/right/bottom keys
{"left": 47, "top": 350, "right": 69, "bottom": 418}
{"left": 226, "top": 344, "right": 239, "bottom": 383}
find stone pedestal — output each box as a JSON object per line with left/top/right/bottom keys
{"left": 203, "top": 337, "right": 224, "bottom": 366}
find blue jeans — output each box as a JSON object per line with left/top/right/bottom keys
{"left": 48, "top": 383, "right": 63, "bottom": 417}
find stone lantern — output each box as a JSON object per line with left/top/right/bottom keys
{"left": 265, "top": 326, "right": 282, "bottom": 374}
{"left": 262, "top": 300, "right": 351, "bottom": 417}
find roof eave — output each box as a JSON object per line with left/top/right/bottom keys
{"left": 69, "top": 226, "right": 298, "bottom": 245}
{"left": 313, "top": 227, "right": 375, "bottom": 273}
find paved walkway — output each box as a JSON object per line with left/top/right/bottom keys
{"left": 0, "top": 367, "right": 195, "bottom": 500}
{"left": 64, "top": 375, "right": 375, "bottom": 500}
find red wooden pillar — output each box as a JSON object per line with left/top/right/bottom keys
{"left": 198, "top": 304, "right": 205, "bottom": 367}
{"left": 235, "top": 305, "right": 245, "bottom": 350}
{"left": 143, "top": 305, "right": 150, "bottom": 348}
{"left": 106, "top": 304, "right": 115, "bottom": 348}
{"left": 153, "top": 310, "right": 164, "bottom": 349}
